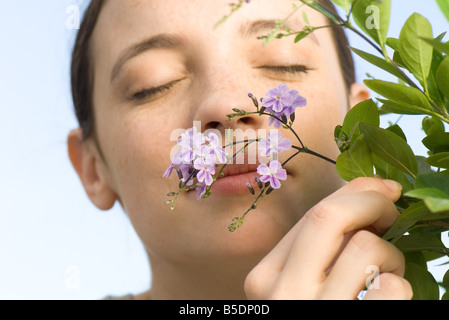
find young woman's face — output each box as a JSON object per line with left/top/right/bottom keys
{"left": 89, "top": 0, "right": 361, "bottom": 265}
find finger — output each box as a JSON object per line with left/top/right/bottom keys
{"left": 245, "top": 178, "right": 401, "bottom": 299}
{"left": 327, "top": 177, "right": 403, "bottom": 203}
{"left": 319, "top": 230, "right": 405, "bottom": 300}
{"left": 275, "top": 190, "right": 400, "bottom": 297}
{"left": 264, "top": 177, "right": 402, "bottom": 262}
{"left": 362, "top": 273, "right": 413, "bottom": 300}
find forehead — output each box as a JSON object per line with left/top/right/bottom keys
{"left": 91, "top": 0, "right": 332, "bottom": 59}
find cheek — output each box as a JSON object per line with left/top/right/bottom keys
{"left": 103, "top": 109, "right": 178, "bottom": 195}
{"left": 296, "top": 75, "right": 346, "bottom": 156}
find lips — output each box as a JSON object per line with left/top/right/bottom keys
{"left": 218, "top": 162, "right": 260, "bottom": 178}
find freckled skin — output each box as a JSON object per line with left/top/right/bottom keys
{"left": 74, "top": 0, "right": 370, "bottom": 299}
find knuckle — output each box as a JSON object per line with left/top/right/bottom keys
{"left": 306, "top": 199, "right": 344, "bottom": 229}
{"left": 377, "top": 273, "right": 413, "bottom": 300}
{"left": 348, "top": 230, "right": 380, "bottom": 254}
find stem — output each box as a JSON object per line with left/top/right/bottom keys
{"left": 245, "top": 111, "right": 306, "bottom": 148}
{"left": 282, "top": 150, "right": 301, "bottom": 167}
{"left": 215, "top": 139, "right": 258, "bottom": 181}
{"left": 292, "top": 146, "right": 337, "bottom": 165}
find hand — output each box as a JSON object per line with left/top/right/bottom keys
{"left": 244, "top": 177, "right": 413, "bottom": 300}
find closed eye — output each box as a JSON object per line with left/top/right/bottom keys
{"left": 128, "top": 79, "right": 182, "bottom": 101}
{"left": 261, "top": 65, "right": 311, "bottom": 74}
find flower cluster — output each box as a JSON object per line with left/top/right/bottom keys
{"left": 163, "top": 127, "right": 228, "bottom": 200}
{"left": 257, "top": 131, "right": 292, "bottom": 189}
{"left": 261, "top": 84, "right": 307, "bottom": 128}
{"left": 164, "top": 84, "right": 307, "bottom": 229}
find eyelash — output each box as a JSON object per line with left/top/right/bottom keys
{"left": 261, "top": 65, "right": 311, "bottom": 74}
{"left": 128, "top": 81, "right": 179, "bottom": 101}
{"left": 128, "top": 65, "right": 309, "bottom": 101}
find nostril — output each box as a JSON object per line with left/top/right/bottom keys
{"left": 205, "top": 121, "right": 221, "bottom": 131}
{"left": 238, "top": 116, "right": 253, "bottom": 125}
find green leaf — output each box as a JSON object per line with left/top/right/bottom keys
{"left": 386, "top": 37, "right": 400, "bottom": 51}
{"left": 436, "top": 0, "right": 449, "bottom": 24}
{"left": 414, "top": 172, "right": 449, "bottom": 195}
{"left": 416, "top": 156, "right": 432, "bottom": 175}
{"left": 426, "top": 36, "right": 446, "bottom": 105}
{"left": 341, "top": 99, "right": 379, "bottom": 139}
{"left": 405, "top": 188, "right": 449, "bottom": 213}
{"left": 398, "top": 13, "right": 433, "bottom": 84}
{"left": 443, "top": 268, "right": 449, "bottom": 291}
{"left": 395, "top": 233, "right": 445, "bottom": 253}
{"left": 336, "top": 135, "right": 374, "bottom": 181}
{"left": 349, "top": 47, "right": 408, "bottom": 82}
{"left": 331, "top": 0, "right": 355, "bottom": 13}
{"left": 422, "top": 36, "right": 449, "bottom": 55}
{"left": 422, "top": 132, "right": 449, "bottom": 154}
{"left": 300, "top": 0, "right": 339, "bottom": 23}
{"left": 294, "top": 30, "right": 311, "bottom": 43}
{"left": 302, "top": 11, "right": 310, "bottom": 25}
{"left": 404, "top": 263, "right": 440, "bottom": 300}
{"left": 334, "top": 125, "right": 351, "bottom": 152}
{"left": 436, "top": 56, "right": 449, "bottom": 101}
{"left": 352, "top": 0, "right": 391, "bottom": 47}
{"left": 373, "top": 155, "right": 413, "bottom": 192}
{"left": 406, "top": 187, "right": 449, "bottom": 199}
{"left": 422, "top": 117, "right": 445, "bottom": 136}
{"left": 379, "top": 99, "right": 435, "bottom": 116}
{"left": 359, "top": 122, "right": 418, "bottom": 178}
{"left": 383, "top": 201, "right": 427, "bottom": 241}
{"left": 364, "top": 80, "right": 432, "bottom": 112}
{"left": 426, "top": 152, "right": 449, "bottom": 169}
{"left": 424, "top": 197, "right": 449, "bottom": 213}
{"left": 386, "top": 124, "right": 407, "bottom": 142}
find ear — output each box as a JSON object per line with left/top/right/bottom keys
{"left": 348, "top": 83, "right": 371, "bottom": 109}
{"left": 67, "top": 129, "right": 117, "bottom": 210}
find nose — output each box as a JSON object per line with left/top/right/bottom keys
{"left": 191, "top": 78, "right": 267, "bottom": 135}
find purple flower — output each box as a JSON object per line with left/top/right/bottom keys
{"left": 163, "top": 163, "right": 175, "bottom": 178}
{"left": 163, "top": 162, "right": 194, "bottom": 186}
{"left": 177, "top": 127, "right": 205, "bottom": 163}
{"left": 261, "top": 84, "right": 307, "bottom": 128}
{"left": 195, "top": 182, "right": 207, "bottom": 200}
{"left": 256, "top": 160, "right": 287, "bottom": 189}
{"left": 194, "top": 157, "right": 216, "bottom": 186}
{"left": 206, "top": 132, "right": 228, "bottom": 164}
{"left": 259, "top": 131, "right": 292, "bottom": 157}
{"left": 261, "top": 84, "right": 292, "bottom": 113}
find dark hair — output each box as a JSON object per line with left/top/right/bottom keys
{"left": 71, "top": 0, "right": 106, "bottom": 140}
{"left": 71, "top": 0, "right": 355, "bottom": 140}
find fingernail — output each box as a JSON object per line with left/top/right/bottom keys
{"left": 383, "top": 179, "right": 402, "bottom": 193}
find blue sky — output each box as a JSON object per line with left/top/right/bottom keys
{"left": 0, "top": 0, "right": 448, "bottom": 299}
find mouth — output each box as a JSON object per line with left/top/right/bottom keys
{"left": 218, "top": 162, "right": 260, "bottom": 179}
{"left": 211, "top": 165, "right": 260, "bottom": 196}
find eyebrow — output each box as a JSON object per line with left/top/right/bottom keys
{"left": 110, "top": 19, "right": 319, "bottom": 83}
{"left": 110, "top": 33, "right": 185, "bottom": 82}
{"left": 240, "top": 18, "right": 320, "bottom": 44}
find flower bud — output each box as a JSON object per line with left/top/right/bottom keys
{"left": 245, "top": 182, "right": 255, "bottom": 195}
{"left": 290, "top": 112, "right": 296, "bottom": 123}
{"left": 248, "top": 93, "right": 259, "bottom": 109}
{"left": 255, "top": 177, "right": 263, "bottom": 189}
{"left": 281, "top": 113, "right": 288, "bottom": 124}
